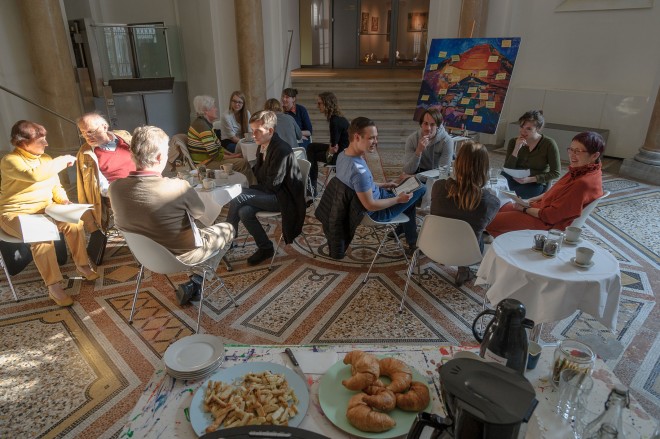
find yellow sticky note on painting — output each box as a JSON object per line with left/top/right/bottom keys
{"left": 465, "top": 109, "right": 475, "bottom": 116}
{"left": 421, "top": 95, "right": 430, "bottom": 101}
{"left": 467, "top": 87, "right": 477, "bottom": 94}
{"left": 486, "top": 101, "right": 496, "bottom": 108}
{"left": 451, "top": 54, "right": 460, "bottom": 62}
{"left": 488, "top": 55, "right": 499, "bottom": 63}
{"left": 439, "top": 89, "right": 448, "bottom": 95}
{"left": 460, "top": 98, "right": 470, "bottom": 105}
{"left": 445, "top": 66, "right": 453, "bottom": 73}
{"left": 439, "top": 51, "right": 447, "bottom": 58}
{"left": 429, "top": 64, "right": 438, "bottom": 71}
{"left": 451, "top": 75, "right": 461, "bottom": 83}
{"left": 502, "top": 40, "right": 512, "bottom": 48}
{"left": 479, "top": 93, "right": 489, "bottom": 100}
{"left": 495, "top": 73, "right": 506, "bottom": 80}
{"left": 473, "top": 116, "right": 483, "bottom": 123}
{"left": 478, "top": 70, "right": 488, "bottom": 78}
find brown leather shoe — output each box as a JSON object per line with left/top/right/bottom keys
{"left": 48, "top": 284, "right": 74, "bottom": 307}
{"left": 77, "top": 265, "right": 100, "bottom": 281}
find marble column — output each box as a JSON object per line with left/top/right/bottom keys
{"left": 235, "top": 0, "right": 267, "bottom": 112}
{"left": 620, "top": 88, "right": 660, "bottom": 185}
{"left": 17, "top": 0, "right": 82, "bottom": 155}
{"left": 458, "top": 0, "right": 489, "bottom": 38}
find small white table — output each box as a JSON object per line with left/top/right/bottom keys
{"left": 476, "top": 230, "right": 622, "bottom": 331}
{"left": 194, "top": 183, "right": 243, "bottom": 227}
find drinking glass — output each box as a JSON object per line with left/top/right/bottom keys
{"left": 489, "top": 167, "right": 501, "bottom": 186}
{"left": 556, "top": 369, "right": 593, "bottom": 436}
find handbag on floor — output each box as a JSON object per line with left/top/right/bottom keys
{"left": 86, "top": 230, "right": 108, "bottom": 266}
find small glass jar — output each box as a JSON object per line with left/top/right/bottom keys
{"left": 552, "top": 339, "right": 595, "bottom": 388}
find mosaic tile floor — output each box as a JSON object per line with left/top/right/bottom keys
{"left": 0, "top": 147, "right": 658, "bottom": 438}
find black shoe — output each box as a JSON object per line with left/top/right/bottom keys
{"left": 405, "top": 244, "right": 418, "bottom": 258}
{"left": 387, "top": 225, "right": 405, "bottom": 240}
{"left": 176, "top": 281, "right": 197, "bottom": 305}
{"left": 455, "top": 266, "right": 476, "bottom": 287}
{"left": 247, "top": 247, "right": 275, "bottom": 265}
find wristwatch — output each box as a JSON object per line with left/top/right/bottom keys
{"left": 523, "top": 207, "right": 528, "bottom": 214}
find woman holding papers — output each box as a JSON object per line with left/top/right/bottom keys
{"left": 0, "top": 120, "right": 98, "bottom": 307}
{"left": 430, "top": 142, "right": 499, "bottom": 286}
{"left": 487, "top": 132, "right": 605, "bottom": 237}
{"left": 502, "top": 110, "right": 560, "bottom": 198}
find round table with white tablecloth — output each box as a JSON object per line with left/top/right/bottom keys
{"left": 194, "top": 183, "right": 243, "bottom": 226}
{"left": 476, "top": 229, "right": 622, "bottom": 330}
{"left": 235, "top": 138, "right": 258, "bottom": 165}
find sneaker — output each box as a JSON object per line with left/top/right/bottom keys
{"left": 247, "top": 247, "right": 275, "bottom": 265}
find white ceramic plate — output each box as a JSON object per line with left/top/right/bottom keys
{"left": 318, "top": 358, "right": 431, "bottom": 438}
{"left": 189, "top": 362, "right": 310, "bottom": 437}
{"left": 570, "top": 257, "right": 594, "bottom": 268}
{"left": 163, "top": 335, "right": 224, "bottom": 373}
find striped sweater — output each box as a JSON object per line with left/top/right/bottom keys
{"left": 187, "top": 116, "right": 224, "bottom": 164}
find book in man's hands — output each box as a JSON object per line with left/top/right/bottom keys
{"left": 392, "top": 177, "right": 423, "bottom": 196}
{"left": 501, "top": 191, "right": 530, "bottom": 207}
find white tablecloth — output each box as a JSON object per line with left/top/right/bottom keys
{"left": 476, "top": 230, "right": 622, "bottom": 329}
{"left": 119, "top": 344, "right": 655, "bottom": 439}
{"left": 194, "top": 183, "right": 243, "bottom": 226}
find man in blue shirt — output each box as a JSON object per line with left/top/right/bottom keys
{"left": 281, "top": 88, "right": 313, "bottom": 149}
{"left": 336, "top": 117, "right": 425, "bottom": 252}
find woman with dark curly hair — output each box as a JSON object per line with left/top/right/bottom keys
{"left": 307, "top": 91, "right": 349, "bottom": 193}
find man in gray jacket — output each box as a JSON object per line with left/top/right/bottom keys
{"left": 402, "top": 108, "right": 454, "bottom": 175}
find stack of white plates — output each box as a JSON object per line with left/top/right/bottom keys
{"left": 163, "top": 334, "right": 225, "bottom": 380}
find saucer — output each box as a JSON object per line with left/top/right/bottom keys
{"left": 531, "top": 246, "right": 544, "bottom": 252}
{"left": 571, "top": 257, "right": 594, "bottom": 268}
{"left": 564, "top": 237, "right": 583, "bottom": 245}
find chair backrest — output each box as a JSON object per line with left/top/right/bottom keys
{"left": 121, "top": 230, "right": 191, "bottom": 274}
{"left": 168, "top": 133, "right": 196, "bottom": 170}
{"left": 417, "top": 215, "right": 483, "bottom": 267}
{"left": 292, "top": 147, "right": 307, "bottom": 161}
{"left": 570, "top": 190, "right": 610, "bottom": 228}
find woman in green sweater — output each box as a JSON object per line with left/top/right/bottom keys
{"left": 502, "top": 110, "right": 560, "bottom": 198}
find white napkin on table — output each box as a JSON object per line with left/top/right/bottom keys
{"left": 291, "top": 351, "right": 338, "bottom": 375}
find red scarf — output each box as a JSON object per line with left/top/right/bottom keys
{"left": 568, "top": 162, "right": 601, "bottom": 179}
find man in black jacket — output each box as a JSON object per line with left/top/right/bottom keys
{"left": 226, "top": 110, "right": 306, "bottom": 265}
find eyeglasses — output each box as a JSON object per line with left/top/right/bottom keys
{"left": 80, "top": 125, "right": 103, "bottom": 137}
{"left": 566, "top": 147, "right": 589, "bottom": 155}
{"left": 231, "top": 99, "right": 244, "bottom": 105}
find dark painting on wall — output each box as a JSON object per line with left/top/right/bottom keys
{"left": 361, "top": 12, "right": 369, "bottom": 33}
{"left": 407, "top": 12, "right": 428, "bottom": 32}
{"left": 371, "top": 16, "right": 379, "bottom": 32}
{"left": 414, "top": 37, "right": 522, "bottom": 134}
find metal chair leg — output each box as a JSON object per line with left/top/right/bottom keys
{"left": 164, "top": 274, "right": 177, "bottom": 291}
{"left": 0, "top": 255, "right": 19, "bottom": 302}
{"left": 196, "top": 269, "right": 208, "bottom": 333}
{"left": 268, "top": 235, "right": 284, "bottom": 271}
{"left": 363, "top": 228, "right": 388, "bottom": 283}
{"left": 222, "top": 255, "right": 233, "bottom": 271}
{"left": 128, "top": 265, "right": 145, "bottom": 323}
{"left": 221, "top": 280, "right": 239, "bottom": 308}
{"left": 399, "top": 249, "right": 420, "bottom": 313}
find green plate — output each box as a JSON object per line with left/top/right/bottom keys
{"left": 318, "top": 357, "right": 432, "bottom": 438}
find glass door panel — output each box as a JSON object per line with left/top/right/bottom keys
{"left": 358, "top": 0, "right": 392, "bottom": 66}
{"left": 395, "top": 0, "right": 429, "bottom": 67}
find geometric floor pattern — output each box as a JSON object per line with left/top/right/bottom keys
{"left": 0, "top": 148, "right": 658, "bottom": 437}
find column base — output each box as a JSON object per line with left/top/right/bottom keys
{"left": 619, "top": 154, "right": 660, "bottom": 185}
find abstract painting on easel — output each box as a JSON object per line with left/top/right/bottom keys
{"left": 414, "top": 37, "right": 521, "bottom": 134}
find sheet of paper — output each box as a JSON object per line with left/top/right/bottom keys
{"left": 18, "top": 214, "right": 60, "bottom": 242}
{"left": 502, "top": 167, "right": 531, "bottom": 178}
{"left": 501, "top": 191, "right": 530, "bottom": 207}
{"left": 44, "top": 203, "right": 93, "bottom": 223}
{"left": 393, "top": 177, "right": 422, "bottom": 195}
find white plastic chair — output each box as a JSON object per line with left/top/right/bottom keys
{"left": 120, "top": 230, "right": 237, "bottom": 333}
{"left": 361, "top": 212, "right": 410, "bottom": 283}
{"left": 255, "top": 158, "right": 315, "bottom": 270}
{"left": 399, "top": 215, "right": 483, "bottom": 312}
{"left": 570, "top": 190, "right": 610, "bottom": 228}
{"left": 292, "top": 147, "right": 307, "bottom": 161}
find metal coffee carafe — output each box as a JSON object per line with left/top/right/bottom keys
{"left": 406, "top": 358, "right": 538, "bottom": 439}
{"left": 472, "top": 298, "right": 535, "bottom": 374}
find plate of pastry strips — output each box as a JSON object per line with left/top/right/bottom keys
{"left": 318, "top": 350, "right": 432, "bottom": 438}
{"left": 189, "top": 362, "right": 309, "bottom": 437}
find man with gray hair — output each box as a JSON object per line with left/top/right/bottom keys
{"left": 109, "top": 126, "right": 234, "bottom": 292}
{"left": 226, "top": 111, "right": 306, "bottom": 265}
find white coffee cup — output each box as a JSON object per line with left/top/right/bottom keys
{"left": 222, "top": 163, "right": 233, "bottom": 174}
{"left": 213, "top": 169, "right": 223, "bottom": 179}
{"left": 575, "top": 246, "right": 594, "bottom": 265}
{"left": 202, "top": 178, "right": 216, "bottom": 190}
{"left": 565, "top": 226, "right": 582, "bottom": 243}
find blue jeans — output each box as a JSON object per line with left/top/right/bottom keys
{"left": 369, "top": 186, "right": 426, "bottom": 245}
{"left": 502, "top": 172, "right": 547, "bottom": 199}
{"left": 226, "top": 188, "right": 280, "bottom": 249}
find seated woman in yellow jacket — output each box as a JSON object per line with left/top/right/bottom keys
{"left": 0, "top": 120, "right": 98, "bottom": 306}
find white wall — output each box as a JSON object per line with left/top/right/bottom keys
{"left": 427, "top": 0, "right": 660, "bottom": 158}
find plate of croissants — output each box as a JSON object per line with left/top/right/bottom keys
{"left": 318, "top": 350, "right": 432, "bottom": 438}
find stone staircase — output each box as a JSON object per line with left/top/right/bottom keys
{"left": 290, "top": 70, "right": 424, "bottom": 149}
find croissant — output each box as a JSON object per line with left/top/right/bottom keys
{"left": 362, "top": 386, "right": 397, "bottom": 412}
{"left": 342, "top": 350, "right": 380, "bottom": 391}
{"left": 346, "top": 393, "right": 396, "bottom": 432}
{"left": 379, "top": 357, "right": 413, "bottom": 393}
{"left": 396, "top": 381, "right": 431, "bottom": 411}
